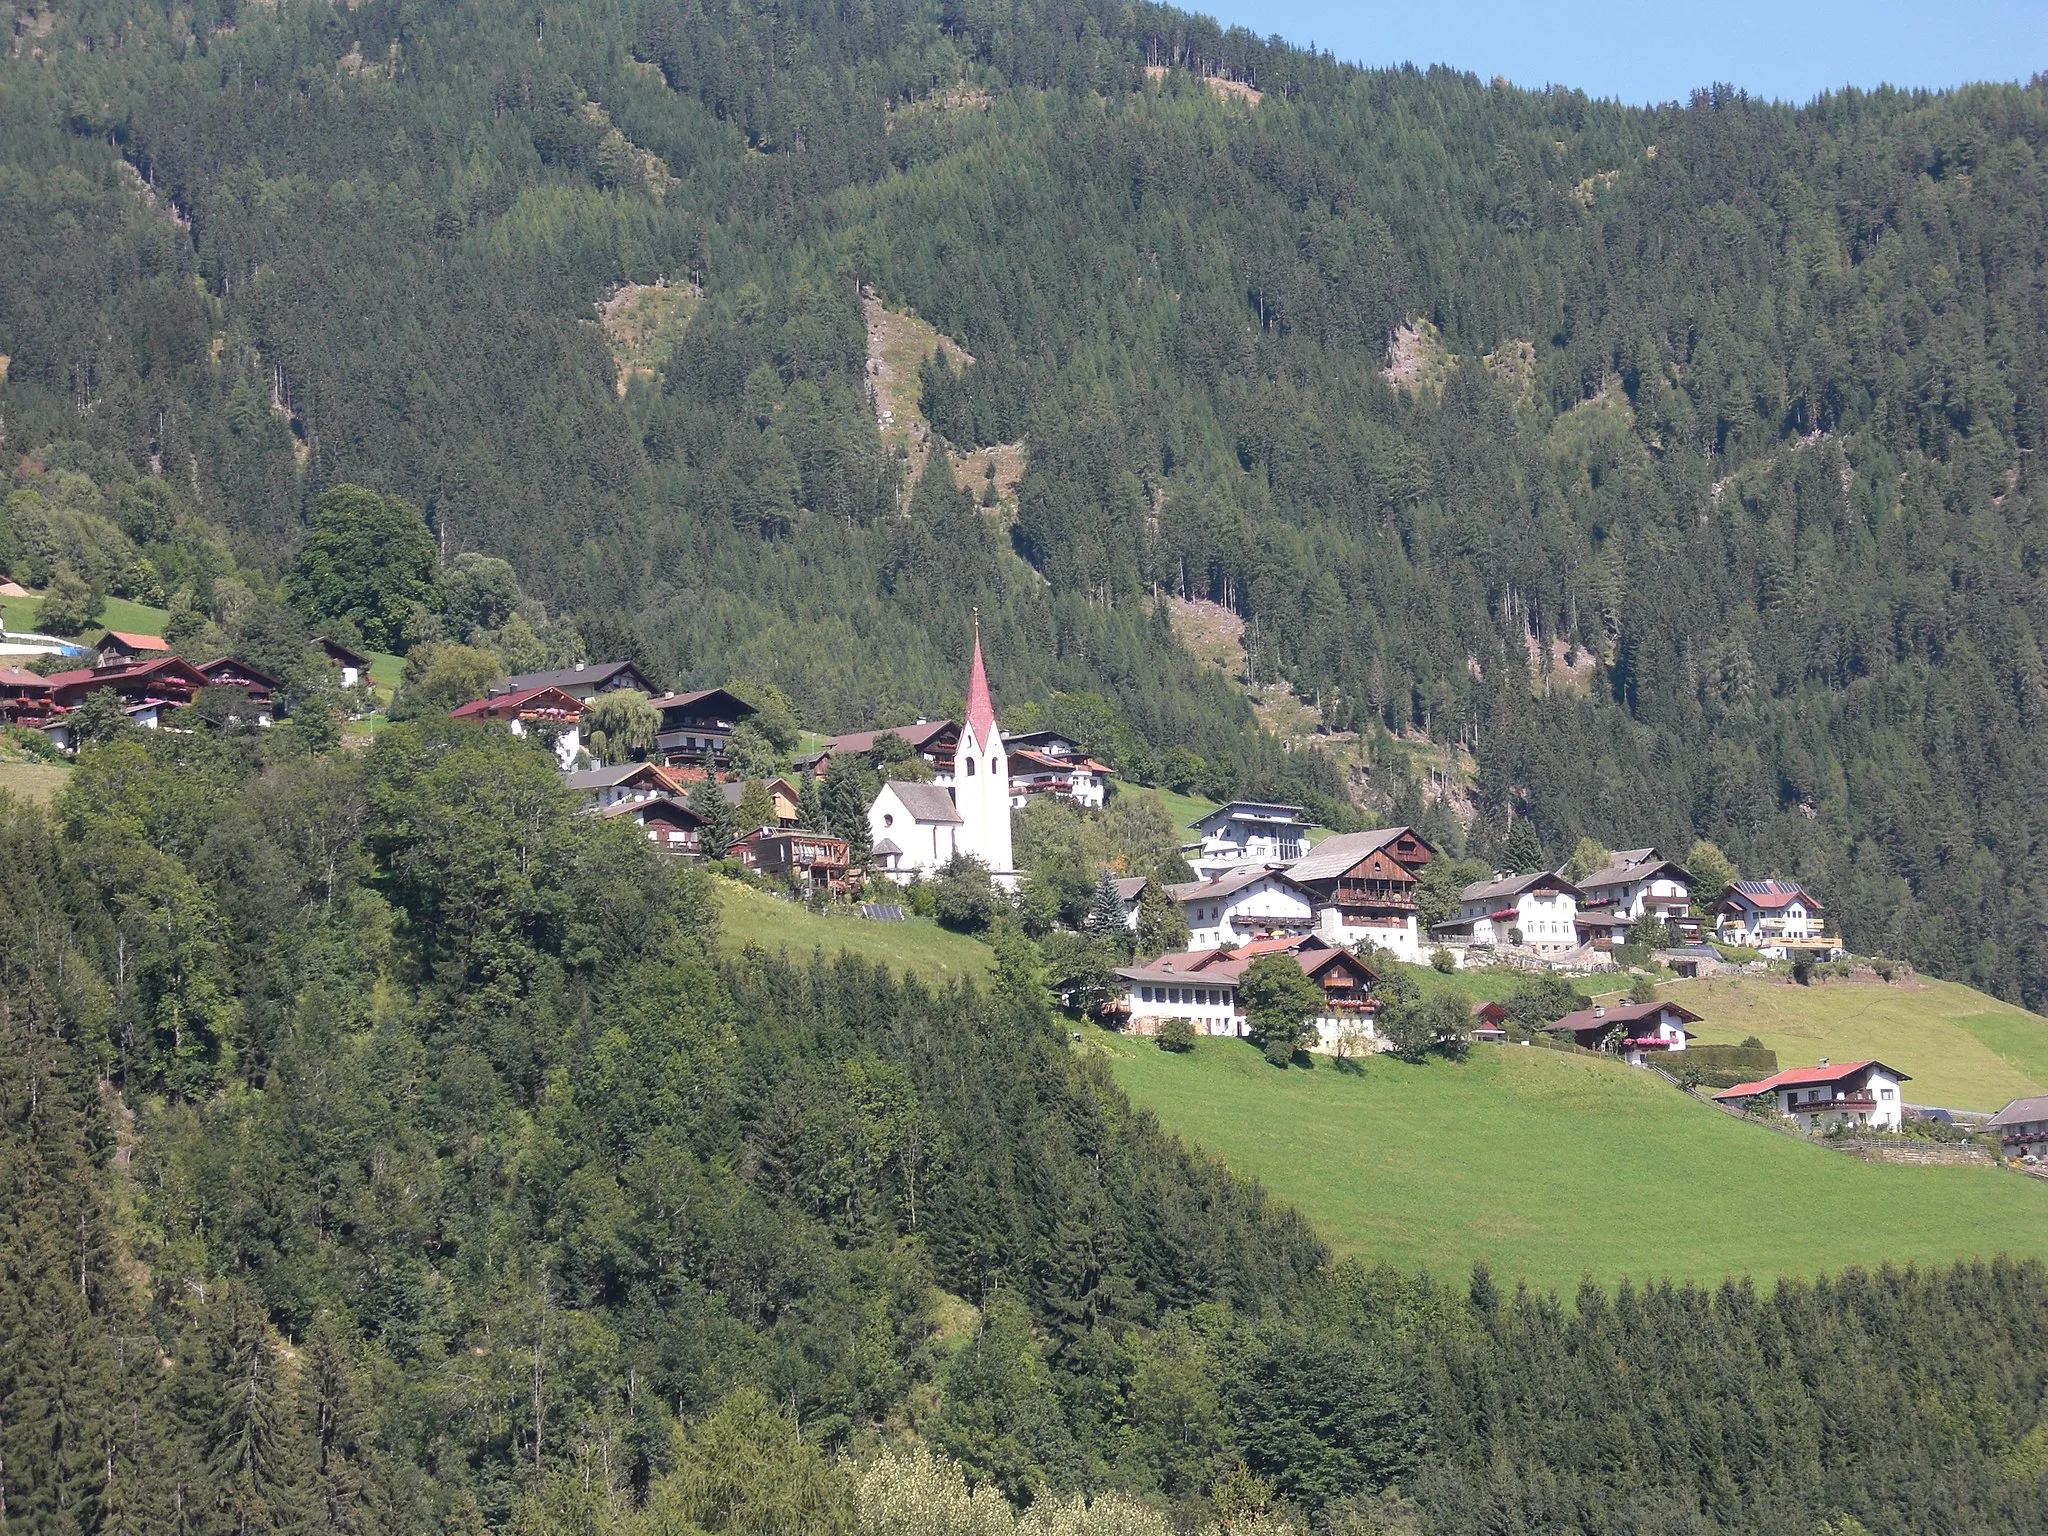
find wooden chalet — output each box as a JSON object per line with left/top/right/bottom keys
{"left": 561, "top": 761, "right": 683, "bottom": 810}
{"left": 732, "top": 827, "right": 852, "bottom": 890}
{"left": 0, "top": 666, "right": 55, "bottom": 725}
{"left": 600, "top": 794, "right": 705, "bottom": 854}
{"left": 647, "top": 687, "right": 756, "bottom": 767}
{"left": 1113, "top": 934, "right": 1379, "bottom": 1045}
{"left": 44, "top": 655, "right": 211, "bottom": 711}
{"left": 196, "top": 657, "right": 280, "bottom": 714}
{"left": 449, "top": 685, "right": 586, "bottom": 768}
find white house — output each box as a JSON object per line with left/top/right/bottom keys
{"left": 1187, "top": 801, "right": 1310, "bottom": 874}
{"left": 1112, "top": 875, "right": 1149, "bottom": 931}
{"left": 1284, "top": 826, "right": 1438, "bottom": 963}
{"left": 448, "top": 685, "right": 585, "bottom": 770}
{"left": 1168, "top": 865, "right": 1317, "bottom": 949}
{"left": 1576, "top": 849, "right": 1693, "bottom": 926}
{"left": 1712, "top": 879, "right": 1832, "bottom": 955}
{"left": 1545, "top": 1000, "right": 1698, "bottom": 1066}
{"left": 1005, "top": 730, "right": 1110, "bottom": 808}
{"left": 1432, "top": 870, "right": 1583, "bottom": 954}
{"left": 1985, "top": 1095, "right": 2048, "bottom": 1160}
{"left": 1714, "top": 1059, "right": 1910, "bottom": 1131}
{"left": 868, "top": 780, "right": 964, "bottom": 879}
{"left": 1114, "top": 936, "right": 1379, "bottom": 1049}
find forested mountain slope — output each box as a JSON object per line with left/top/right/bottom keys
{"left": 3, "top": 0, "right": 2046, "bottom": 1008}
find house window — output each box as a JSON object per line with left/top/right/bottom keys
{"left": 883, "top": 813, "right": 894, "bottom": 827}
{"left": 1880, "top": 1088, "right": 1894, "bottom": 1100}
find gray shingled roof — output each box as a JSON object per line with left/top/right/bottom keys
{"left": 1459, "top": 870, "right": 1582, "bottom": 902}
{"left": 1166, "top": 865, "right": 1301, "bottom": 903}
{"left": 1578, "top": 856, "right": 1690, "bottom": 892}
{"left": 1112, "top": 876, "right": 1148, "bottom": 901}
{"left": 1284, "top": 827, "right": 1407, "bottom": 884}
{"left": 500, "top": 661, "right": 651, "bottom": 694}
{"left": 1986, "top": 1095, "right": 2048, "bottom": 1128}
{"left": 882, "top": 780, "right": 962, "bottom": 823}
{"left": 560, "top": 763, "right": 665, "bottom": 791}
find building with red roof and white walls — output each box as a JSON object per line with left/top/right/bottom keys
{"left": 1713, "top": 1059, "right": 1910, "bottom": 1131}
{"left": 1712, "top": 879, "right": 1836, "bottom": 956}
{"left": 952, "top": 616, "right": 1016, "bottom": 886}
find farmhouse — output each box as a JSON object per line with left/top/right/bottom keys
{"left": 1545, "top": 1000, "right": 1698, "bottom": 1066}
{"left": 648, "top": 687, "right": 756, "bottom": 768}
{"left": 36, "top": 656, "right": 215, "bottom": 746}
{"left": 1713, "top": 879, "right": 1834, "bottom": 955}
{"left": 1115, "top": 935, "right": 1379, "bottom": 1048}
{"left": 1576, "top": 848, "right": 1694, "bottom": 931}
{"left": 1432, "top": 870, "right": 1583, "bottom": 953}
{"left": 1985, "top": 1096, "right": 2048, "bottom": 1159}
{"left": 496, "top": 660, "right": 659, "bottom": 701}
{"left": 1284, "top": 825, "right": 1437, "bottom": 961}
{"left": 1007, "top": 745, "right": 1112, "bottom": 809}
{"left": 450, "top": 685, "right": 585, "bottom": 769}
{"left": 1168, "top": 865, "right": 1316, "bottom": 949}
{"left": 1188, "top": 801, "right": 1310, "bottom": 873}
{"left": 1469, "top": 1001, "right": 1508, "bottom": 1041}
{"left": 1713, "top": 1059, "right": 1910, "bottom": 1131}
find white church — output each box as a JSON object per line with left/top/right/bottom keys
{"left": 867, "top": 623, "right": 1018, "bottom": 889}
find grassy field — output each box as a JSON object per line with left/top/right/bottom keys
{"left": 1663, "top": 974, "right": 2048, "bottom": 1111}
{"left": 1100, "top": 1029, "right": 2048, "bottom": 1292}
{"left": 3, "top": 591, "right": 172, "bottom": 641}
{"left": 1108, "top": 778, "right": 1220, "bottom": 835}
{"left": 0, "top": 759, "right": 71, "bottom": 803}
{"left": 714, "top": 877, "right": 994, "bottom": 982}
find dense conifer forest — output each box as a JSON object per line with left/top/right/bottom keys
{"left": 7, "top": 723, "right": 2048, "bottom": 1535}
{"left": 1, "top": 0, "right": 2045, "bottom": 1002}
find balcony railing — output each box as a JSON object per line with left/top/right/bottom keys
{"left": 1789, "top": 1094, "right": 1877, "bottom": 1114}
{"left": 1336, "top": 886, "right": 1418, "bottom": 910}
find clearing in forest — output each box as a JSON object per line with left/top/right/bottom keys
{"left": 1100, "top": 1025, "right": 2048, "bottom": 1292}
{"left": 862, "top": 290, "right": 1023, "bottom": 514}
{"left": 713, "top": 877, "right": 994, "bottom": 981}
{"left": 600, "top": 281, "right": 699, "bottom": 395}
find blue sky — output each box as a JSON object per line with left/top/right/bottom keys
{"left": 1200, "top": 0, "right": 2047, "bottom": 106}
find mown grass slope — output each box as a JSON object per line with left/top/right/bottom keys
{"left": 1099, "top": 1028, "right": 2048, "bottom": 1293}
{"left": 1663, "top": 974, "right": 2048, "bottom": 1111}
{"left": 714, "top": 877, "right": 994, "bottom": 981}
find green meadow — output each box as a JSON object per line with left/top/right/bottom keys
{"left": 1099, "top": 1027, "right": 2048, "bottom": 1293}
{"left": 713, "top": 877, "right": 995, "bottom": 982}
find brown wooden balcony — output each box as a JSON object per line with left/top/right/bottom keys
{"left": 1789, "top": 1094, "right": 1877, "bottom": 1115}
{"left": 1335, "top": 885, "right": 1418, "bottom": 911}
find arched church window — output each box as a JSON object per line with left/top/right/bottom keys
{"left": 965, "top": 759, "right": 976, "bottom": 775}
{"left": 990, "top": 756, "right": 1002, "bottom": 776}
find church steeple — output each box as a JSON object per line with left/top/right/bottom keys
{"left": 965, "top": 610, "right": 996, "bottom": 748}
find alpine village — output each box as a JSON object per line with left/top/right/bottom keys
{"left": 4, "top": 0, "right": 2048, "bottom": 1533}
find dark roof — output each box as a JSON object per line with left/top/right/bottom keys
{"left": 1547, "top": 1000, "right": 1702, "bottom": 1034}
{"left": 1986, "top": 1095, "right": 2048, "bottom": 1129}
{"left": 0, "top": 667, "right": 52, "bottom": 691}
{"left": 1578, "top": 856, "right": 1692, "bottom": 892}
{"left": 1460, "top": 870, "right": 1583, "bottom": 903}
{"left": 497, "top": 661, "right": 654, "bottom": 694}
{"left": 1192, "top": 801, "right": 1305, "bottom": 832}
{"left": 197, "top": 656, "right": 281, "bottom": 689}
{"left": 871, "top": 837, "right": 903, "bottom": 857}
{"left": 648, "top": 687, "right": 756, "bottom": 719}
{"left": 825, "top": 719, "right": 956, "bottom": 755}
{"left": 600, "top": 794, "right": 705, "bottom": 825}
{"left": 314, "top": 636, "right": 370, "bottom": 667}
{"left": 1112, "top": 876, "right": 1148, "bottom": 901}
{"left": 880, "top": 780, "right": 962, "bottom": 824}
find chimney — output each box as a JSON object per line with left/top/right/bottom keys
{"left": 1818, "top": 1057, "right": 1827, "bottom": 1066}
{"left": 1592, "top": 1005, "right": 1605, "bottom": 1018}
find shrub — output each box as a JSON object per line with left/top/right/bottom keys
{"left": 1430, "top": 947, "right": 1456, "bottom": 973}
{"left": 1156, "top": 1017, "right": 1196, "bottom": 1053}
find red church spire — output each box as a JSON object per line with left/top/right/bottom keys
{"left": 965, "top": 610, "right": 996, "bottom": 747}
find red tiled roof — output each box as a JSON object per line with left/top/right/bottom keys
{"left": 102, "top": 631, "right": 168, "bottom": 651}
{"left": 450, "top": 685, "right": 585, "bottom": 720}
{"left": 1712, "top": 1060, "right": 1909, "bottom": 1100}
{"left": 964, "top": 624, "right": 996, "bottom": 747}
